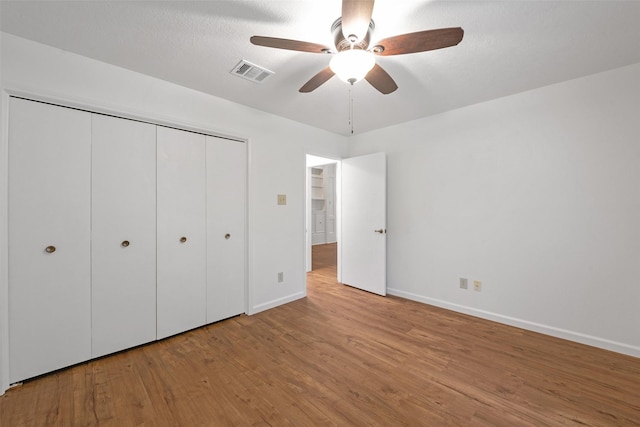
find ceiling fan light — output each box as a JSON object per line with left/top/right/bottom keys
{"left": 329, "top": 49, "right": 375, "bottom": 85}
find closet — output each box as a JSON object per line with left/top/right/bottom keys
{"left": 206, "top": 137, "right": 246, "bottom": 323}
{"left": 91, "top": 115, "right": 157, "bottom": 357}
{"left": 8, "top": 98, "right": 92, "bottom": 382}
{"left": 156, "top": 127, "right": 207, "bottom": 339}
{"left": 7, "top": 97, "right": 246, "bottom": 383}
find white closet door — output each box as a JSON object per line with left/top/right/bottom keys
{"left": 206, "top": 137, "right": 246, "bottom": 323}
{"left": 91, "top": 115, "right": 157, "bottom": 357}
{"left": 157, "top": 127, "right": 207, "bottom": 339}
{"left": 8, "top": 98, "right": 91, "bottom": 382}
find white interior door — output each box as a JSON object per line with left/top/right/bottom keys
{"left": 340, "top": 152, "right": 387, "bottom": 296}
{"left": 157, "top": 126, "right": 207, "bottom": 339}
{"left": 206, "top": 136, "right": 246, "bottom": 323}
{"left": 8, "top": 98, "right": 92, "bottom": 382}
{"left": 91, "top": 114, "right": 157, "bottom": 357}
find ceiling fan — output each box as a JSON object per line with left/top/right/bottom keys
{"left": 250, "top": 0, "right": 464, "bottom": 94}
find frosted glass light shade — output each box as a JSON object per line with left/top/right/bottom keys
{"left": 329, "top": 49, "right": 375, "bottom": 85}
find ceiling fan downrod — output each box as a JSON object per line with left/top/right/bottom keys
{"left": 331, "top": 18, "right": 375, "bottom": 52}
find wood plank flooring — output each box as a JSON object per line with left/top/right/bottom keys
{"left": 312, "top": 242, "right": 337, "bottom": 271}
{"left": 2, "top": 243, "right": 639, "bottom": 426}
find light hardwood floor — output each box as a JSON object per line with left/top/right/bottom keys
{"left": 1, "top": 242, "right": 639, "bottom": 426}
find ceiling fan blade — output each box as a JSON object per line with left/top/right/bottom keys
{"left": 373, "top": 27, "right": 464, "bottom": 56}
{"left": 250, "top": 36, "right": 331, "bottom": 53}
{"left": 365, "top": 63, "right": 398, "bottom": 94}
{"left": 299, "top": 67, "right": 335, "bottom": 93}
{"left": 342, "top": 0, "right": 375, "bottom": 42}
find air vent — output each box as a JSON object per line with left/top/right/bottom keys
{"left": 230, "top": 60, "right": 274, "bottom": 84}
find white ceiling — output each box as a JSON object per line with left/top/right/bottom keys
{"left": 2, "top": 1, "right": 640, "bottom": 136}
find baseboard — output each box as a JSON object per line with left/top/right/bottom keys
{"left": 388, "top": 287, "right": 640, "bottom": 358}
{"left": 250, "top": 291, "right": 306, "bottom": 315}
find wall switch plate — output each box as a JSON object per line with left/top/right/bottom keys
{"left": 277, "top": 194, "right": 286, "bottom": 205}
{"left": 460, "top": 278, "right": 468, "bottom": 289}
{"left": 474, "top": 280, "right": 481, "bottom": 292}
{"left": 278, "top": 272, "right": 284, "bottom": 283}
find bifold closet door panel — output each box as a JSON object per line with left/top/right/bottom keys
{"left": 206, "top": 137, "right": 246, "bottom": 323}
{"left": 91, "top": 115, "right": 157, "bottom": 358}
{"left": 157, "top": 126, "right": 207, "bottom": 339}
{"left": 8, "top": 98, "right": 92, "bottom": 383}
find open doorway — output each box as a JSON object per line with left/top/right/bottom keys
{"left": 306, "top": 155, "right": 339, "bottom": 278}
{"left": 306, "top": 152, "right": 387, "bottom": 294}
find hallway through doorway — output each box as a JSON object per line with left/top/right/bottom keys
{"left": 312, "top": 242, "right": 337, "bottom": 272}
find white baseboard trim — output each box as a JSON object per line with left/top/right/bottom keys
{"left": 388, "top": 287, "right": 640, "bottom": 358}
{"left": 249, "top": 291, "right": 306, "bottom": 315}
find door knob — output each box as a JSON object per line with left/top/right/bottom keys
{"left": 374, "top": 229, "right": 385, "bottom": 234}
{"left": 45, "top": 245, "right": 56, "bottom": 253}
{"left": 121, "top": 240, "right": 130, "bottom": 247}
{"left": 180, "top": 236, "right": 187, "bottom": 243}
{"left": 225, "top": 233, "right": 231, "bottom": 240}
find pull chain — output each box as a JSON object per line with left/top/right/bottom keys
{"left": 349, "top": 86, "right": 354, "bottom": 135}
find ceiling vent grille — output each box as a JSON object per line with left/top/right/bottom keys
{"left": 230, "top": 60, "right": 274, "bottom": 84}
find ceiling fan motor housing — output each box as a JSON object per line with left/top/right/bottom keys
{"left": 331, "top": 18, "right": 375, "bottom": 52}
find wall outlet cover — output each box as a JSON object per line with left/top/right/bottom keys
{"left": 277, "top": 194, "right": 286, "bottom": 205}
{"left": 474, "top": 280, "right": 481, "bottom": 292}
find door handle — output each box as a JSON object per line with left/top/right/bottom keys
{"left": 374, "top": 229, "right": 386, "bottom": 234}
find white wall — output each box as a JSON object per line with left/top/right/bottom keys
{"left": 348, "top": 63, "right": 640, "bottom": 357}
{"left": 0, "top": 33, "right": 348, "bottom": 393}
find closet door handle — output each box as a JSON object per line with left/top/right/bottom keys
{"left": 180, "top": 236, "right": 187, "bottom": 243}
{"left": 374, "top": 229, "right": 385, "bottom": 234}
{"left": 45, "top": 245, "right": 56, "bottom": 253}
{"left": 121, "top": 240, "right": 130, "bottom": 247}
{"left": 225, "top": 233, "right": 231, "bottom": 240}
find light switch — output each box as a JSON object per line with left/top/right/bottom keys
{"left": 277, "top": 194, "right": 287, "bottom": 205}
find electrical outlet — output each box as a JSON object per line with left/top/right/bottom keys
{"left": 277, "top": 272, "right": 284, "bottom": 283}
{"left": 277, "top": 194, "right": 287, "bottom": 205}
{"left": 460, "top": 278, "right": 468, "bottom": 289}
{"left": 473, "top": 280, "right": 481, "bottom": 292}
